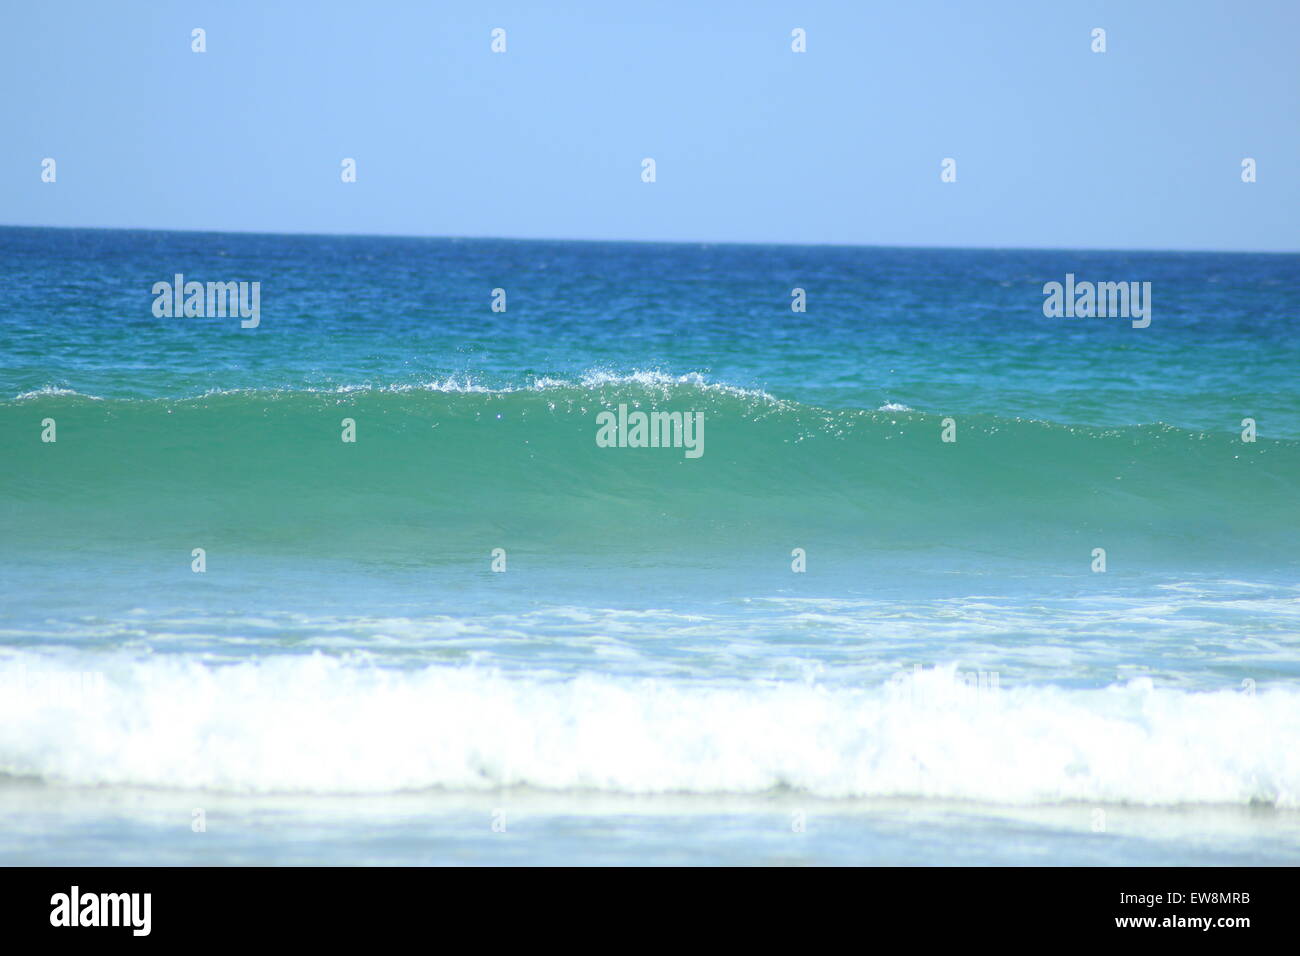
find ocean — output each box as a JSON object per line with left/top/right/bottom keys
{"left": 1, "top": 225, "right": 1297, "bottom": 865}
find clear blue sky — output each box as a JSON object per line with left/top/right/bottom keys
{"left": 3, "top": 0, "right": 1296, "bottom": 250}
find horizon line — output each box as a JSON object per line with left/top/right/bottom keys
{"left": 2, "top": 221, "right": 1297, "bottom": 256}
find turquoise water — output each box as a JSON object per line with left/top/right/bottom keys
{"left": 1, "top": 227, "right": 1298, "bottom": 864}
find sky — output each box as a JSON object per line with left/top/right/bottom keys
{"left": 2, "top": 0, "right": 1297, "bottom": 251}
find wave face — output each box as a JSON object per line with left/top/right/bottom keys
{"left": 3, "top": 377, "right": 1297, "bottom": 571}
{"left": 0, "top": 652, "right": 1294, "bottom": 804}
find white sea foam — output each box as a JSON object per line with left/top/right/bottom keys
{"left": 0, "top": 653, "right": 1295, "bottom": 804}
{"left": 12, "top": 386, "right": 103, "bottom": 401}
{"left": 182, "top": 371, "right": 780, "bottom": 401}
{"left": 573, "top": 369, "right": 778, "bottom": 401}
{"left": 360, "top": 369, "right": 781, "bottom": 403}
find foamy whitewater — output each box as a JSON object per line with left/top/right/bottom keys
{"left": 3, "top": 654, "right": 1298, "bottom": 806}
{"left": 1, "top": 228, "right": 1298, "bottom": 864}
